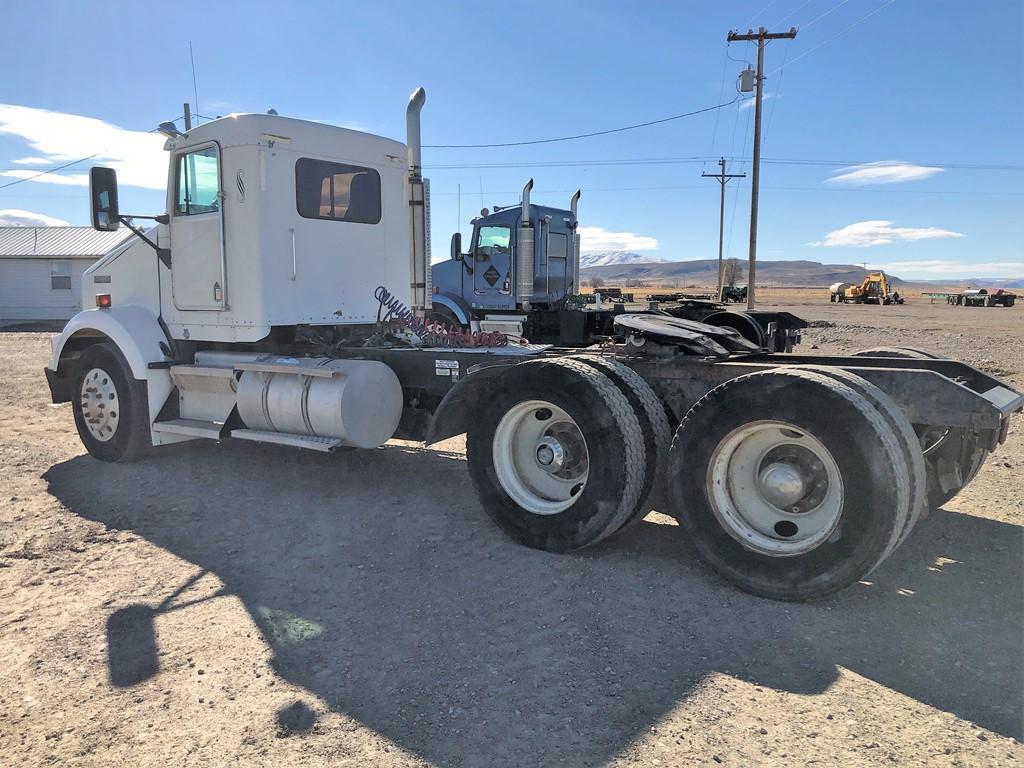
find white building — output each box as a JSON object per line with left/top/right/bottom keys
{"left": 0, "top": 227, "right": 133, "bottom": 322}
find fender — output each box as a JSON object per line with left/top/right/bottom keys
{"left": 46, "top": 304, "right": 176, "bottom": 431}
{"left": 424, "top": 361, "right": 514, "bottom": 445}
{"left": 48, "top": 304, "right": 169, "bottom": 380}
{"left": 431, "top": 292, "right": 473, "bottom": 327}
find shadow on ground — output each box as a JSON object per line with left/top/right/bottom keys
{"left": 44, "top": 441, "right": 1024, "bottom": 763}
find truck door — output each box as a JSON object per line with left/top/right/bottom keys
{"left": 472, "top": 224, "right": 512, "bottom": 298}
{"left": 170, "top": 144, "right": 226, "bottom": 310}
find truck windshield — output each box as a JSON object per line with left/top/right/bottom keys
{"left": 476, "top": 226, "right": 511, "bottom": 257}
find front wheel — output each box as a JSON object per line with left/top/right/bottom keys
{"left": 72, "top": 343, "right": 150, "bottom": 462}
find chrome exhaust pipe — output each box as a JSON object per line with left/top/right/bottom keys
{"left": 406, "top": 87, "right": 425, "bottom": 175}
{"left": 517, "top": 179, "right": 535, "bottom": 305}
{"left": 406, "top": 87, "right": 430, "bottom": 312}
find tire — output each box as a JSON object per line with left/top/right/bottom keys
{"left": 853, "top": 347, "right": 987, "bottom": 508}
{"left": 426, "top": 306, "right": 465, "bottom": 330}
{"left": 466, "top": 358, "right": 647, "bottom": 552}
{"left": 801, "top": 366, "right": 927, "bottom": 547}
{"left": 924, "top": 429, "right": 987, "bottom": 509}
{"left": 572, "top": 354, "right": 672, "bottom": 531}
{"left": 72, "top": 342, "right": 150, "bottom": 463}
{"left": 667, "top": 368, "right": 910, "bottom": 601}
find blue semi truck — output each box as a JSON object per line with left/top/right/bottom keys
{"left": 430, "top": 180, "right": 582, "bottom": 339}
{"left": 430, "top": 180, "right": 803, "bottom": 350}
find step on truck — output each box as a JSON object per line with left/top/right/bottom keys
{"left": 45, "top": 88, "right": 1022, "bottom": 601}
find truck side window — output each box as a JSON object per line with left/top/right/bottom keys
{"left": 295, "top": 158, "right": 381, "bottom": 224}
{"left": 475, "top": 226, "right": 511, "bottom": 258}
{"left": 174, "top": 146, "right": 220, "bottom": 216}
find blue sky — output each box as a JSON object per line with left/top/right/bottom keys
{"left": 1, "top": 0, "right": 1021, "bottom": 279}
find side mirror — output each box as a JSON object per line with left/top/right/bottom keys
{"left": 450, "top": 232, "right": 462, "bottom": 261}
{"left": 90, "top": 167, "right": 120, "bottom": 231}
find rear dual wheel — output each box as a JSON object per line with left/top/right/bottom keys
{"left": 571, "top": 355, "right": 672, "bottom": 531}
{"left": 466, "top": 358, "right": 649, "bottom": 552}
{"left": 667, "top": 368, "right": 918, "bottom": 601}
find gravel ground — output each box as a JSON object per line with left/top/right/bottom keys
{"left": 1, "top": 298, "right": 1022, "bottom": 767}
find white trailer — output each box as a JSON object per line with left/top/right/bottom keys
{"left": 45, "top": 89, "right": 1022, "bottom": 601}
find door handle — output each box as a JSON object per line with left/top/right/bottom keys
{"left": 290, "top": 228, "right": 296, "bottom": 281}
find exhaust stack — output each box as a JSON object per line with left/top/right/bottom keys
{"left": 517, "top": 179, "right": 535, "bottom": 305}
{"left": 569, "top": 189, "right": 581, "bottom": 293}
{"left": 406, "top": 87, "right": 431, "bottom": 313}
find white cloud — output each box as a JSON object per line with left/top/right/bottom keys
{"left": 0, "top": 208, "right": 70, "bottom": 227}
{"left": 826, "top": 161, "right": 943, "bottom": 185}
{"left": 0, "top": 104, "right": 167, "bottom": 190}
{"left": 873, "top": 260, "right": 1024, "bottom": 277}
{"left": 578, "top": 226, "right": 658, "bottom": 252}
{"left": 808, "top": 220, "right": 964, "bottom": 248}
{"left": 738, "top": 93, "right": 773, "bottom": 111}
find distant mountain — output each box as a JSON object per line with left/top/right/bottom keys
{"left": 579, "top": 251, "right": 669, "bottom": 268}
{"left": 579, "top": 258, "right": 905, "bottom": 287}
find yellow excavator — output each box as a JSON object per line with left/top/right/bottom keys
{"left": 831, "top": 272, "right": 904, "bottom": 305}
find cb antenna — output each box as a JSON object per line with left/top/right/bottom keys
{"left": 189, "top": 41, "right": 200, "bottom": 123}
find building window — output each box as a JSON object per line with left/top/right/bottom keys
{"left": 50, "top": 260, "right": 71, "bottom": 290}
{"left": 175, "top": 146, "right": 220, "bottom": 215}
{"left": 295, "top": 158, "right": 381, "bottom": 224}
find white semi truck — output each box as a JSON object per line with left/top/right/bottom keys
{"left": 45, "top": 88, "right": 1022, "bottom": 601}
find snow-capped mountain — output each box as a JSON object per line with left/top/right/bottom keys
{"left": 579, "top": 251, "right": 669, "bottom": 268}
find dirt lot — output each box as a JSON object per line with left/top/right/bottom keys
{"left": 2, "top": 296, "right": 1022, "bottom": 767}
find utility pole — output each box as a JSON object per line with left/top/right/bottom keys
{"left": 727, "top": 26, "right": 797, "bottom": 309}
{"left": 702, "top": 157, "right": 745, "bottom": 301}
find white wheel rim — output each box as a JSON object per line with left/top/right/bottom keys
{"left": 80, "top": 367, "right": 120, "bottom": 442}
{"left": 492, "top": 400, "right": 589, "bottom": 515}
{"left": 707, "top": 420, "right": 843, "bottom": 557}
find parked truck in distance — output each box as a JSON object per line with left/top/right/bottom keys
{"left": 42, "top": 87, "right": 1022, "bottom": 602}
{"left": 431, "top": 188, "right": 799, "bottom": 349}
{"left": 948, "top": 288, "right": 1017, "bottom": 307}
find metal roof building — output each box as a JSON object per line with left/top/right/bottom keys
{"left": 0, "top": 226, "right": 134, "bottom": 322}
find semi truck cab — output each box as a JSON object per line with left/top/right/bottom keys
{"left": 430, "top": 182, "right": 581, "bottom": 327}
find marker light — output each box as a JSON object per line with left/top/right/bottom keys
{"left": 96, "top": 294, "right": 112, "bottom": 308}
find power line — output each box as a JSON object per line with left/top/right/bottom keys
{"left": 422, "top": 97, "right": 741, "bottom": 148}
{"left": 707, "top": 44, "right": 733, "bottom": 160}
{"left": 0, "top": 117, "right": 184, "bottom": 190}
{"left": 799, "top": 0, "right": 852, "bottom": 30}
{"left": 0, "top": 154, "right": 100, "bottom": 190}
{"left": 773, "top": 0, "right": 815, "bottom": 27}
{"left": 745, "top": 0, "right": 782, "bottom": 27}
{"left": 430, "top": 184, "right": 1024, "bottom": 199}
{"left": 769, "top": 0, "right": 897, "bottom": 74}
{"left": 763, "top": 32, "right": 793, "bottom": 144}
{"left": 423, "top": 156, "right": 1023, "bottom": 171}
